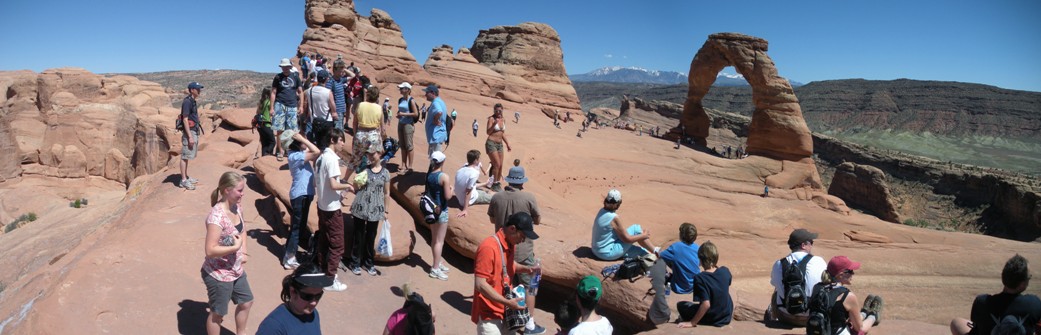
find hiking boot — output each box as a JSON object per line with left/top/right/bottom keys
{"left": 350, "top": 266, "right": 363, "bottom": 276}
{"left": 325, "top": 277, "right": 347, "bottom": 292}
{"left": 367, "top": 266, "right": 379, "bottom": 276}
{"left": 863, "top": 294, "right": 883, "bottom": 326}
{"left": 438, "top": 263, "right": 450, "bottom": 274}
{"left": 428, "top": 268, "right": 448, "bottom": 281}
{"left": 524, "top": 324, "right": 546, "bottom": 335}
{"left": 180, "top": 180, "right": 196, "bottom": 190}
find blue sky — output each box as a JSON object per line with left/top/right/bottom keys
{"left": 2, "top": 0, "right": 1040, "bottom": 92}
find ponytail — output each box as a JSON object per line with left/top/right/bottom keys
{"left": 211, "top": 171, "right": 245, "bottom": 206}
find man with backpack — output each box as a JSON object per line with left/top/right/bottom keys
{"left": 769, "top": 228, "right": 827, "bottom": 326}
{"left": 178, "top": 82, "right": 204, "bottom": 190}
{"left": 271, "top": 58, "right": 304, "bottom": 161}
{"left": 951, "top": 254, "right": 1041, "bottom": 335}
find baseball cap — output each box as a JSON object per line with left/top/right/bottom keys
{"left": 826, "top": 256, "right": 861, "bottom": 277}
{"left": 279, "top": 58, "right": 292, "bottom": 67}
{"left": 504, "top": 166, "right": 528, "bottom": 184}
{"left": 430, "top": 151, "right": 446, "bottom": 164}
{"left": 398, "top": 82, "right": 412, "bottom": 89}
{"left": 423, "top": 84, "right": 439, "bottom": 94}
{"left": 576, "top": 275, "right": 602, "bottom": 302}
{"left": 316, "top": 69, "right": 329, "bottom": 81}
{"left": 787, "top": 229, "right": 818, "bottom": 247}
{"left": 506, "top": 212, "right": 539, "bottom": 240}
{"left": 605, "top": 189, "right": 622, "bottom": 203}
{"left": 293, "top": 272, "right": 333, "bottom": 288}
{"left": 187, "top": 82, "right": 204, "bottom": 90}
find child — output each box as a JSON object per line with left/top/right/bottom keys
{"left": 677, "top": 241, "right": 733, "bottom": 328}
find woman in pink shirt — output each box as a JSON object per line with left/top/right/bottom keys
{"left": 201, "top": 171, "right": 254, "bottom": 335}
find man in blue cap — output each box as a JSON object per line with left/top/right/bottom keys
{"left": 487, "top": 164, "right": 546, "bottom": 334}
{"left": 179, "top": 81, "right": 204, "bottom": 190}
{"left": 423, "top": 84, "right": 447, "bottom": 158}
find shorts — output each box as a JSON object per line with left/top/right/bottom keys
{"left": 514, "top": 249, "right": 537, "bottom": 294}
{"left": 398, "top": 122, "right": 415, "bottom": 151}
{"left": 435, "top": 210, "right": 449, "bottom": 224}
{"left": 476, "top": 319, "right": 508, "bottom": 335}
{"left": 181, "top": 129, "right": 199, "bottom": 160}
{"left": 201, "top": 270, "right": 254, "bottom": 316}
{"left": 485, "top": 139, "right": 504, "bottom": 153}
{"left": 428, "top": 142, "right": 443, "bottom": 156}
{"left": 351, "top": 129, "right": 383, "bottom": 170}
{"left": 271, "top": 102, "right": 299, "bottom": 132}
{"left": 594, "top": 224, "right": 648, "bottom": 260}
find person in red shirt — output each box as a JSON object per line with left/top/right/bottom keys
{"left": 472, "top": 212, "right": 541, "bottom": 335}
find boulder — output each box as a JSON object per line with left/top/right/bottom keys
{"left": 828, "top": 162, "right": 902, "bottom": 223}
{"left": 423, "top": 45, "right": 508, "bottom": 97}
{"left": 470, "top": 22, "right": 581, "bottom": 112}
{"left": 218, "top": 108, "right": 256, "bottom": 130}
{"left": 228, "top": 130, "right": 256, "bottom": 146}
{"left": 681, "top": 33, "right": 813, "bottom": 162}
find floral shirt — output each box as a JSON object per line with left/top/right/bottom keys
{"left": 201, "top": 203, "right": 245, "bottom": 282}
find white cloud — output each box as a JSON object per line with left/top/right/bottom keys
{"left": 604, "top": 54, "right": 613, "bottom": 58}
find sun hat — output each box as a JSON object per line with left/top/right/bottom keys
{"left": 398, "top": 82, "right": 412, "bottom": 89}
{"left": 826, "top": 256, "right": 861, "bottom": 277}
{"left": 605, "top": 189, "right": 622, "bottom": 203}
{"left": 430, "top": 151, "right": 446, "bottom": 164}
{"left": 280, "top": 129, "right": 299, "bottom": 152}
{"left": 576, "top": 275, "right": 602, "bottom": 302}
{"left": 504, "top": 166, "right": 528, "bottom": 184}
{"left": 279, "top": 58, "right": 292, "bottom": 67}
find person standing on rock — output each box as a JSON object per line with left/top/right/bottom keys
{"left": 256, "top": 263, "right": 329, "bottom": 334}
{"left": 423, "top": 84, "right": 448, "bottom": 158}
{"left": 201, "top": 171, "right": 254, "bottom": 335}
{"left": 472, "top": 212, "right": 541, "bottom": 335}
{"left": 590, "top": 189, "right": 658, "bottom": 261}
{"left": 487, "top": 165, "right": 547, "bottom": 334}
{"left": 950, "top": 254, "right": 1041, "bottom": 335}
{"left": 485, "top": 103, "right": 512, "bottom": 192}
{"left": 768, "top": 228, "right": 826, "bottom": 326}
{"left": 395, "top": 82, "right": 420, "bottom": 174}
{"left": 454, "top": 150, "right": 494, "bottom": 218}
{"left": 281, "top": 130, "right": 320, "bottom": 270}
{"left": 326, "top": 60, "right": 349, "bottom": 132}
{"left": 301, "top": 70, "right": 336, "bottom": 143}
{"left": 350, "top": 85, "right": 385, "bottom": 172}
{"left": 179, "top": 81, "right": 204, "bottom": 190}
{"left": 569, "top": 275, "right": 613, "bottom": 334}
{"left": 255, "top": 87, "right": 275, "bottom": 157}
{"left": 314, "top": 128, "right": 354, "bottom": 292}
{"left": 271, "top": 58, "right": 303, "bottom": 161}
{"left": 426, "top": 151, "right": 453, "bottom": 281}
{"left": 347, "top": 143, "right": 390, "bottom": 277}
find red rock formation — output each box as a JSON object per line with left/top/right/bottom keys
{"left": 0, "top": 68, "right": 183, "bottom": 185}
{"left": 298, "top": 0, "right": 433, "bottom": 86}
{"left": 422, "top": 45, "right": 512, "bottom": 99}
{"left": 469, "top": 22, "right": 581, "bottom": 112}
{"left": 682, "top": 33, "right": 813, "bottom": 162}
{"left": 828, "top": 162, "right": 902, "bottom": 223}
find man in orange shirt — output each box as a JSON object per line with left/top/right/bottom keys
{"left": 472, "top": 212, "right": 541, "bottom": 334}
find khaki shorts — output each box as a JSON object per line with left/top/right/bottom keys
{"left": 181, "top": 129, "right": 199, "bottom": 160}
{"left": 398, "top": 122, "right": 415, "bottom": 151}
{"left": 485, "top": 139, "right": 504, "bottom": 153}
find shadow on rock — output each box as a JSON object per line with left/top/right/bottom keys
{"left": 177, "top": 299, "right": 234, "bottom": 335}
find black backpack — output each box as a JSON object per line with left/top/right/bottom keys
{"left": 991, "top": 314, "right": 1028, "bottom": 335}
{"left": 806, "top": 284, "right": 849, "bottom": 335}
{"left": 419, "top": 172, "right": 442, "bottom": 223}
{"left": 780, "top": 255, "right": 814, "bottom": 314}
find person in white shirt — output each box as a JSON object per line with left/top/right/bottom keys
{"left": 768, "top": 228, "right": 827, "bottom": 326}
{"left": 313, "top": 129, "right": 354, "bottom": 292}
{"left": 453, "top": 150, "right": 494, "bottom": 218}
{"left": 569, "top": 275, "right": 612, "bottom": 335}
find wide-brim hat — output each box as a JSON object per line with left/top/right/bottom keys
{"left": 280, "top": 129, "right": 298, "bottom": 152}
{"left": 279, "top": 58, "right": 292, "bottom": 67}
{"left": 504, "top": 166, "right": 528, "bottom": 184}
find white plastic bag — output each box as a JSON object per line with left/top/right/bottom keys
{"left": 377, "top": 219, "right": 393, "bottom": 258}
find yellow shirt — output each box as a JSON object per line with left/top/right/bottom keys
{"left": 356, "top": 102, "right": 382, "bottom": 129}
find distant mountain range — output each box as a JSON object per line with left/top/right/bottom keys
{"left": 569, "top": 66, "right": 802, "bottom": 86}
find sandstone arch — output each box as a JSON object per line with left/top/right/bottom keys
{"left": 681, "top": 33, "right": 813, "bottom": 162}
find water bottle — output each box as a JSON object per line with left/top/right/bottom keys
{"left": 530, "top": 259, "right": 542, "bottom": 296}
{"left": 513, "top": 285, "right": 526, "bottom": 307}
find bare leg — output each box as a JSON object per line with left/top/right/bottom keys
{"left": 950, "top": 317, "right": 971, "bottom": 335}
{"left": 431, "top": 223, "right": 449, "bottom": 271}
{"left": 206, "top": 312, "right": 223, "bottom": 335}
{"left": 486, "top": 150, "right": 499, "bottom": 186}
{"left": 234, "top": 301, "right": 253, "bottom": 334}
{"left": 180, "top": 159, "right": 189, "bottom": 182}
{"left": 493, "top": 151, "right": 505, "bottom": 185}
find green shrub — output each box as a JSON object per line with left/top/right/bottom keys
{"left": 4, "top": 212, "right": 38, "bottom": 233}
{"left": 70, "top": 199, "right": 81, "bottom": 208}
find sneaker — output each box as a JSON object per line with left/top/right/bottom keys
{"left": 325, "top": 277, "right": 347, "bottom": 292}
{"left": 179, "top": 180, "right": 196, "bottom": 190}
{"left": 428, "top": 268, "right": 448, "bottom": 281}
{"left": 351, "top": 266, "right": 363, "bottom": 275}
{"left": 864, "top": 294, "right": 883, "bottom": 326}
{"left": 524, "top": 324, "right": 546, "bottom": 335}
{"left": 438, "top": 263, "right": 450, "bottom": 274}
{"left": 367, "top": 266, "right": 378, "bottom": 276}
{"left": 276, "top": 152, "right": 284, "bottom": 162}
{"left": 491, "top": 182, "right": 504, "bottom": 192}
{"left": 187, "top": 177, "right": 199, "bottom": 184}
{"left": 282, "top": 257, "right": 300, "bottom": 270}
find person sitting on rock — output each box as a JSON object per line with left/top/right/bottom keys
{"left": 809, "top": 256, "right": 883, "bottom": 335}
{"left": 677, "top": 241, "right": 733, "bottom": 328}
{"left": 590, "top": 189, "right": 658, "bottom": 261}
{"left": 950, "top": 254, "right": 1041, "bottom": 335}
{"left": 769, "top": 229, "right": 827, "bottom": 326}
{"left": 660, "top": 222, "right": 701, "bottom": 295}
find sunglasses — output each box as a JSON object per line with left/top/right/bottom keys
{"left": 297, "top": 290, "right": 324, "bottom": 302}
{"left": 845, "top": 270, "right": 855, "bottom": 276}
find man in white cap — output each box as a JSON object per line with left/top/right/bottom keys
{"left": 271, "top": 58, "right": 304, "bottom": 161}
{"left": 487, "top": 164, "right": 546, "bottom": 334}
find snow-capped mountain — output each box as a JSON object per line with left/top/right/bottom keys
{"left": 570, "top": 66, "right": 773, "bottom": 86}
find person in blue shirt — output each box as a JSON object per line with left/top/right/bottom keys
{"left": 325, "top": 61, "right": 349, "bottom": 132}
{"left": 660, "top": 222, "right": 701, "bottom": 295}
{"left": 677, "top": 241, "right": 733, "bottom": 328}
{"left": 256, "top": 263, "right": 329, "bottom": 335}
{"left": 422, "top": 84, "right": 447, "bottom": 158}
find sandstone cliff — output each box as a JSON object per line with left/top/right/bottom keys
{"left": 0, "top": 68, "right": 185, "bottom": 185}
{"left": 469, "top": 22, "right": 581, "bottom": 112}
{"left": 828, "top": 162, "right": 902, "bottom": 223}
{"left": 422, "top": 45, "right": 515, "bottom": 101}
